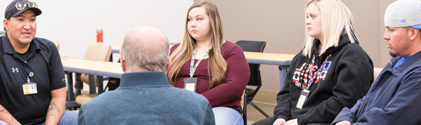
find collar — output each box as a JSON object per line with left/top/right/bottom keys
{"left": 311, "top": 30, "right": 354, "bottom": 57}
{"left": 394, "top": 50, "right": 421, "bottom": 71}
{"left": 118, "top": 72, "right": 172, "bottom": 89}
{"left": 402, "top": 55, "right": 412, "bottom": 60}
{"left": 2, "top": 33, "right": 40, "bottom": 54}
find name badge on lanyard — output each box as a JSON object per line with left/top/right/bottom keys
{"left": 184, "top": 77, "right": 197, "bottom": 91}
{"left": 184, "top": 46, "right": 212, "bottom": 92}
{"left": 23, "top": 71, "right": 37, "bottom": 95}
{"left": 296, "top": 89, "right": 310, "bottom": 109}
{"left": 296, "top": 55, "right": 331, "bottom": 109}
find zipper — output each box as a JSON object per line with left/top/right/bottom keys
{"left": 358, "top": 100, "right": 368, "bottom": 118}
{"left": 356, "top": 61, "right": 393, "bottom": 119}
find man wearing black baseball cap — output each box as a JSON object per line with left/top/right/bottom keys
{"left": 0, "top": 0, "right": 77, "bottom": 125}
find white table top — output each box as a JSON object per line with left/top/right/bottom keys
{"left": 62, "top": 58, "right": 123, "bottom": 78}
{"left": 111, "top": 45, "right": 294, "bottom": 66}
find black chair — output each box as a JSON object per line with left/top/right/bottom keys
{"left": 243, "top": 94, "right": 248, "bottom": 125}
{"left": 236, "top": 40, "right": 269, "bottom": 124}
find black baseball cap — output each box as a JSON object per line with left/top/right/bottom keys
{"left": 4, "top": 0, "right": 42, "bottom": 19}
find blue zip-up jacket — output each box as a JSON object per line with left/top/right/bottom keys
{"left": 332, "top": 51, "right": 421, "bottom": 125}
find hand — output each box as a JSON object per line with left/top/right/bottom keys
{"left": 335, "top": 121, "right": 351, "bottom": 125}
{"left": 285, "top": 119, "right": 298, "bottom": 125}
{"left": 273, "top": 118, "right": 286, "bottom": 125}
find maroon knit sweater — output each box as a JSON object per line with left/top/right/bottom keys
{"left": 170, "top": 41, "right": 250, "bottom": 107}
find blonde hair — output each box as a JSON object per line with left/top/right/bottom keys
{"left": 167, "top": 0, "right": 227, "bottom": 88}
{"left": 303, "top": 0, "right": 357, "bottom": 57}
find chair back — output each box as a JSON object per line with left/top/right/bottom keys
{"left": 236, "top": 40, "right": 267, "bottom": 121}
{"left": 52, "top": 41, "right": 60, "bottom": 51}
{"left": 81, "top": 43, "right": 112, "bottom": 86}
{"left": 83, "top": 43, "right": 112, "bottom": 61}
{"left": 236, "top": 40, "right": 266, "bottom": 87}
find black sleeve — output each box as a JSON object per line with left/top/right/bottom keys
{"left": 297, "top": 45, "right": 373, "bottom": 124}
{"left": 273, "top": 52, "right": 301, "bottom": 120}
{"left": 48, "top": 41, "right": 66, "bottom": 90}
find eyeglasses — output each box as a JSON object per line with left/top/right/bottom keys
{"left": 15, "top": 1, "right": 38, "bottom": 10}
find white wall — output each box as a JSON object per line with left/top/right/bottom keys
{"left": 1, "top": 0, "right": 193, "bottom": 59}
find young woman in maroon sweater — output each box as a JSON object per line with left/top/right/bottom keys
{"left": 167, "top": 1, "right": 250, "bottom": 125}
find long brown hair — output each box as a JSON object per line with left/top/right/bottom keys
{"left": 167, "top": 0, "right": 227, "bottom": 89}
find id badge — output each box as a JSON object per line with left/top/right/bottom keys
{"left": 184, "top": 77, "right": 198, "bottom": 92}
{"left": 22, "top": 82, "right": 37, "bottom": 95}
{"left": 296, "top": 89, "right": 310, "bottom": 109}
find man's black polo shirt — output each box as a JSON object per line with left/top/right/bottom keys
{"left": 0, "top": 34, "right": 66, "bottom": 124}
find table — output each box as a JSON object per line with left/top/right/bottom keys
{"left": 111, "top": 45, "right": 120, "bottom": 53}
{"left": 112, "top": 46, "right": 293, "bottom": 65}
{"left": 111, "top": 46, "right": 294, "bottom": 88}
{"left": 243, "top": 52, "right": 294, "bottom": 89}
{"left": 61, "top": 58, "right": 123, "bottom": 107}
{"left": 243, "top": 52, "right": 294, "bottom": 65}
{"left": 61, "top": 58, "right": 95, "bottom": 98}
{"left": 63, "top": 60, "right": 123, "bottom": 78}
{"left": 61, "top": 51, "right": 294, "bottom": 107}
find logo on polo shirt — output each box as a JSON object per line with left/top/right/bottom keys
{"left": 11, "top": 67, "right": 19, "bottom": 73}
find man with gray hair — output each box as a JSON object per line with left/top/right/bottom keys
{"left": 332, "top": 0, "right": 421, "bottom": 124}
{"left": 78, "top": 26, "right": 215, "bottom": 125}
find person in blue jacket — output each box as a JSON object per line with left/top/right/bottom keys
{"left": 78, "top": 26, "right": 215, "bottom": 125}
{"left": 332, "top": 0, "right": 421, "bottom": 125}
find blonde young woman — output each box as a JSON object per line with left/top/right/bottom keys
{"left": 167, "top": 1, "right": 249, "bottom": 125}
{"left": 253, "top": 0, "right": 373, "bottom": 125}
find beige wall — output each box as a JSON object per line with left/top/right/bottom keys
{"left": 195, "top": 0, "right": 396, "bottom": 92}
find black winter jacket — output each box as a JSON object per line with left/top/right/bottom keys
{"left": 273, "top": 34, "right": 373, "bottom": 125}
